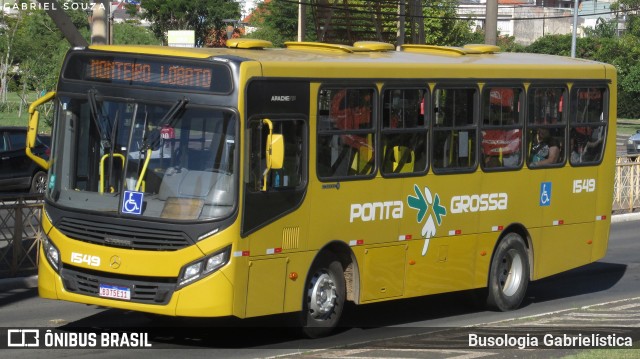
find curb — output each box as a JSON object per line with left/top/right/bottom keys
{"left": 0, "top": 274, "right": 38, "bottom": 292}
{"left": 610, "top": 212, "right": 640, "bottom": 223}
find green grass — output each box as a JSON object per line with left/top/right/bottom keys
{"left": 562, "top": 344, "right": 640, "bottom": 359}
{"left": 618, "top": 119, "right": 640, "bottom": 137}
{"left": 0, "top": 92, "right": 52, "bottom": 133}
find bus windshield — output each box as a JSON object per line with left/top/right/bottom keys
{"left": 49, "top": 95, "right": 237, "bottom": 221}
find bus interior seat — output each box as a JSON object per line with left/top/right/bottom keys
{"left": 384, "top": 145, "right": 414, "bottom": 173}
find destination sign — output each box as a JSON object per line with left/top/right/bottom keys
{"left": 63, "top": 53, "right": 232, "bottom": 93}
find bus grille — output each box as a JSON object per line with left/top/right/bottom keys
{"left": 61, "top": 265, "right": 176, "bottom": 305}
{"left": 57, "top": 217, "right": 192, "bottom": 250}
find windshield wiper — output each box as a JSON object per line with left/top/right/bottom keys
{"left": 142, "top": 97, "right": 189, "bottom": 151}
{"left": 87, "top": 89, "right": 112, "bottom": 150}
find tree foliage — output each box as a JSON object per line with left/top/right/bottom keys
{"left": 248, "top": 0, "right": 477, "bottom": 47}
{"left": 246, "top": 0, "right": 316, "bottom": 47}
{"left": 0, "top": 6, "right": 89, "bottom": 101}
{"left": 129, "top": 0, "right": 241, "bottom": 46}
{"left": 113, "top": 22, "right": 162, "bottom": 45}
{"left": 422, "top": 0, "right": 477, "bottom": 46}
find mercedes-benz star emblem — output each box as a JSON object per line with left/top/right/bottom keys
{"left": 110, "top": 255, "right": 121, "bottom": 269}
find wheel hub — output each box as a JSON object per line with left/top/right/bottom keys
{"left": 308, "top": 271, "right": 337, "bottom": 319}
{"left": 499, "top": 249, "right": 524, "bottom": 297}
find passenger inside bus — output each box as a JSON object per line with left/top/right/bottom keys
{"left": 529, "top": 128, "right": 560, "bottom": 166}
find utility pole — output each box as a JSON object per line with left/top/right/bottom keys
{"left": 298, "top": 0, "right": 306, "bottom": 42}
{"left": 397, "top": 0, "right": 405, "bottom": 47}
{"left": 91, "top": 0, "right": 110, "bottom": 45}
{"left": 485, "top": 0, "right": 498, "bottom": 45}
{"left": 571, "top": 0, "right": 579, "bottom": 57}
{"left": 417, "top": 0, "right": 424, "bottom": 44}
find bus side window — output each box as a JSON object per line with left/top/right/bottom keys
{"left": 570, "top": 87, "right": 607, "bottom": 165}
{"left": 431, "top": 87, "right": 477, "bottom": 172}
{"left": 381, "top": 88, "right": 428, "bottom": 175}
{"left": 480, "top": 87, "right": 524, "bottom": 170}
{"left": 317, "top": 88, "right": 376, "bottom": 179}
{"left": 527, "top": 86, "right": 567, "bottom": 168}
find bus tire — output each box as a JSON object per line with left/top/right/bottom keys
{"left": 487, "top": 233, "right": 529, "bottom": 311}
{"left": 301, "top": 253, "right": 345, "bottom": 338}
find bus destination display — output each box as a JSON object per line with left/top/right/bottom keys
{"left": 64, "top": 54, "right": 231, "bottom": 93}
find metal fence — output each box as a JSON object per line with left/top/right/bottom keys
{"left": 613, "top": 156, "right": 640, "bottom": 213}
{"left": 0, "top": 194, "right": 43, "bottom": 278}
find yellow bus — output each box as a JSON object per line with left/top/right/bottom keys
{"left": 29, "top": 39, "right": 615, "bottom": 337}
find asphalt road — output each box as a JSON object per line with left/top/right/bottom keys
{"left": 0, "top": 219, "right": 639, "bottom": 358}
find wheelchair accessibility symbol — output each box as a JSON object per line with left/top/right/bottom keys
{"left": 540, "top": 182, "right": 552, "bottom": 207}
{"left": 122, "top": 190, "right": 144, "bottom": 215}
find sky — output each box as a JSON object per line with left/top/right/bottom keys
{"left": 242, "top": 0, "right": 258, "bottom": 17}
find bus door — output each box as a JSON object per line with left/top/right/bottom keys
{"left": 242, "top": 80, "right": 310, "bottom": 317}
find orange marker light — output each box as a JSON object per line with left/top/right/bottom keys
{"left": 480, "top": 251, "right": 487, "bottom": 256}
{"left": 289, "top": 272, "right": 298, "bottom": 280}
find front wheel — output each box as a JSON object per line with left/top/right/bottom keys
{"left": 487, "top": 233, "right": 530, "bottom": 311}
{"left": 301, "top": 253, "right": 345, "bottom": 338}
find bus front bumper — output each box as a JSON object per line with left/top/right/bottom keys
{"left": 38, "top": 249, "right": 236, "bottom": 318}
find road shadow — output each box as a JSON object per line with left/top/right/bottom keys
{"left": 57, "top": 261, "right": 627, "bottom": 349}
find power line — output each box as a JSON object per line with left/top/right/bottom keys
{"left": 269, "top": 0, "right": 638, "bottom": 23}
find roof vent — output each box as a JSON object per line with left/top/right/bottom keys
{"left": 226, "top": 39, "right": 273, "bottom": 49}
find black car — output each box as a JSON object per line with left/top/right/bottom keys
{"left": 0, "top": 126, "right": 50, "bottom": 193}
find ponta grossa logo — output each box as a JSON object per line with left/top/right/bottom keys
{"left": 407, "top": 185, "right": 446, "bottom": 256}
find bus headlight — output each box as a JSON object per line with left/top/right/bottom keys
{"left": 177, "top": 246, "right": 230, "bottom": 288}
{"left": 42, "top": 236, "right": 60, "bottom": 272}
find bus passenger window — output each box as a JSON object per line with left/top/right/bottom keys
{"left": 432, "top": 87, "right": 477, "bottom": 172}
{"left": 570, "top": 87, "right": 607, "bottom": 165}
{"left": 480, "top": 87, "right": 523, "bottom": 170}
{"left": 527, "top": 86, "right": 567, "bottom": 168}
{"left": 317, "top": 88, "right": 376, "bottom": 178}
{"left": 381, "top": 88, "right": 428, "bottom": 175}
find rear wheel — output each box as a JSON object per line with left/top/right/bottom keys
{"left": 30, "top": 171, "right": 47, "bottom": 193}
{"left": 487, "top": 233, "right": 529, "bottom": 311}
{"left": 301, "top": 253, "right": 345, "bottom": 338}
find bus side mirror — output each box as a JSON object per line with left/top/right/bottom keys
{"left": 268, "top": 134, "right": 284, "bottom": 170}
{"left": 262, "top": 119, "right": 285, "bottom": 191}
{"left": 27, "top": 91, "right": 55, "bottom": 171}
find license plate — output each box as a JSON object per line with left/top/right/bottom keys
{"left": 99, "top": 284, "right": 131, "bottom": 300}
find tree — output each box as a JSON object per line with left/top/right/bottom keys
{"left": 129, "top": 0, "right": 241, "bottom": 47}
{"left": 247, "top": 0, "right": 475, "bottom": 47}
{"left": 0, "top": 6, "right": 89, "bottom": 104}
{"left": 113, "top": 22, "right": 162, "bottom": 45}
{"left": 246, "top": 0, "right": 317, "bottom": 47}
{"left": 422, "top": 0, "right": 476, "bottom": 46}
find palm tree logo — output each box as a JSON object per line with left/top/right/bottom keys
{"left": 407, "top": 184, "right": 446, "bottom": 256}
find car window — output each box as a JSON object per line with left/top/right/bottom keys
{"left": 8, "top": 131, "right": 26, "bottom": 150}
{"left": 37, "top": 135, "right": 51, "bottom": 147}
{"left": 0, "top": 133, "right": 6, "bottom": 152}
